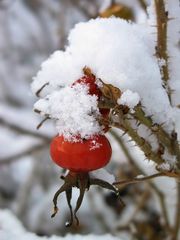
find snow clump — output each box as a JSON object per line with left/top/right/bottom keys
{"left": 32, "top": 17, "right": 174, "bottom": 140}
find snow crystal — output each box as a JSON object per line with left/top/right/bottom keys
{"left": 34, "top": 84, "right": 102, "bottom": 141}
{"left": 117, "top": 89, "right": 140, "bottom": 109}
{"left": 32, "top": 17, "right": 175, "bottom": 139}
{"left": 31, "top": 51, "right": 82, "bottom": 97}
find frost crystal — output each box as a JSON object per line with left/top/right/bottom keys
{"left": 34, "top": 84, "right": 102, "bottom": 141}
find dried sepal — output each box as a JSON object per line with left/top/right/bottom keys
{"left": 51, "top": 171, "right": 124, "bottom": 227}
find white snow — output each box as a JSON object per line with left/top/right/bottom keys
{"left": 117, "top": 90, "right": 140, "bottom": 109}
{"left": 34, "top": 84, "right": 102, "bottom": 141}
{"left": 0, "top": 209, "right": 122, "bottom": 240}
{"left": 32, "top": 17, "right": 175, "bottom": 141}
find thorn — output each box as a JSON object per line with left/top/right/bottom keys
{"left": 167, "top": 17, "right": 175, "bottom": 21}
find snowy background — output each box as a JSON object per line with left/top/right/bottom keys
{"left": 0, "top": 0, "right": 179, "bottom": 240}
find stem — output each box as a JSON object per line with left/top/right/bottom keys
{"left": 120, "top": 119, "right": 164, "bottom": 164}
{"left": 171, "top": 131, "right": 180, "bottom": 171}
{"left": 133, "top": 105, "right": 173, "bottom": 154}
{"left": 113, "top": 172, "right": 165, "bottom": 186}
{"left": 154, "top": 0, "right": 172, "bottom": 103}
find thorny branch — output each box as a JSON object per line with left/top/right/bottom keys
{"left": 99, "top": 78, "right": 180, "bottom": 172}
{"left": 154, "top": 0, "right": 172, "bottom": 103}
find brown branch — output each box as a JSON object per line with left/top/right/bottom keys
{"left": 113, "top": 172, "right": 165, "bottom": 186}
{"left": 133, "top": 105, "right": 172, "bottom": 151}
{"left": 113, "top": 118, "right": 165, "bottom": 165}
{"left": 154, "top": 0, "right": 172, "bottom": 103}
{"left": 171, "top": 131, "right": 180, "bottom": 171}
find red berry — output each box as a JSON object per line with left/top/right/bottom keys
{"left": 72, "top": 75, "right": 101, "bottom": 97}
{"left": 50, "top": 135, "right": 112, "bottom": 172}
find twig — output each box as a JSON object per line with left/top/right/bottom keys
{"left": 154, "top": 0, "right": 172, "bottom": 103}
{"left": 113, "top": 172, "right": 165, "bottom": 186}
{"left": 113, "top": 118, "right": 165, "bottom": 164}
{"left": 133, "top": 105, "right": 174, "bottom": 154}
{"left": 171, "top": 131, "right": 180, "bottom": 170}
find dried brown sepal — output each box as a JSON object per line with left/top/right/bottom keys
{"left": 99, "top": 2, "right": 134, "bottom": 21}
{"left": 98, "top": 79, "right": 121, "bottom": 104}
{"left": 83, "top": 66, "right": 95, "bottom": 77}
{"left": 51, "top": 171, "right": 124, "bottom": 227}
{"left": 36, "top": 116, "right": 50, "bottom": 130}
{"left": 35, "top": 82, "right": 49, "bottom": 97}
